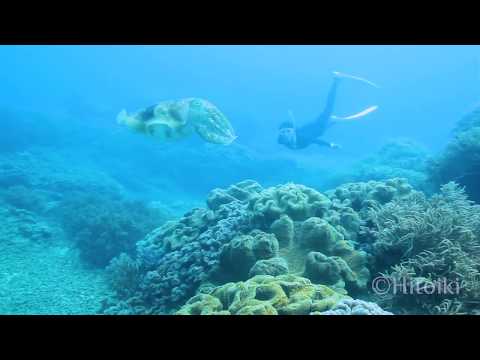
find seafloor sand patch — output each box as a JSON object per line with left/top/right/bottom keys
{"left": 0, "top": 208, "right": 110, "bottom": 315}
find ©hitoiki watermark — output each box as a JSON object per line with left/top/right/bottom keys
{"left": 371, "top": 276, "right": 470, "bottom": 296}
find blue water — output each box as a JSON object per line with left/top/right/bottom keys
{"left": 1, "top": 45, "right": 480, "bottom": 314}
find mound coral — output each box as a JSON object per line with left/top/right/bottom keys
{"left": 249, "top": 183, "right": 332, "bottom": 225}
{"left": 429, "top": 106, "right": 480, "bottom": 202}
{"left": 249, "top": 257, "right": 289, "bottom": 277}
{"left": 219, "top": 230, "right": 279, "bottom": 280}
{"left": 176, "top": 274, "right": 349, "bottom": 315}
{"left": 326, "top": 178, "right": 413, "bottom": 215}
{"left": 304, "top": 252, "right": 355, "bottom": 288}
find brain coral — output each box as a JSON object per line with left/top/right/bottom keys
{"left": 326, "top": 178, "right": 413, "bottom": 216}
{"left": 176, "top": 274, "right": 349, "bottom": 315}
{"left": 249, "top": 183, "right": 332, "bottom": 226}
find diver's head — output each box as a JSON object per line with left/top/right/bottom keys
{"left": 277, "top": 121, "right": 296, "bottom": 148}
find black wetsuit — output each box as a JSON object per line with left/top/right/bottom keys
{"left": 288, "top": 78, "right": 339, "bottom": 150}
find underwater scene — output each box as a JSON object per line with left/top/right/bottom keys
{"left": 1, "top": 45, "right": 480, "bottom": 315}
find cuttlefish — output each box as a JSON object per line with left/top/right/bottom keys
{"left": 117, "top": 98, "right": 237, "bottom": 145}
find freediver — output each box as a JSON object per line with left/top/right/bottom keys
{"left": 277, "top": 71, "right": 378, "bottom": 150}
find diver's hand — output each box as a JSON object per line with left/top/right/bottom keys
{"left": 330, "top": 142, "right": 342, "bottom": 149}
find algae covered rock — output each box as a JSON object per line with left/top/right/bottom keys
{"left": 176, "top": 274, "right": 348, "bottom": 315}
{"left": 220, "top": 230, "right": 279, "bottom": 280}
{"left": 249, "top": 257, "right": 289, "bottom": 277}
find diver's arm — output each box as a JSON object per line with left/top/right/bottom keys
{"left": 313, "top": 138, "right": 342, "bottom": 149}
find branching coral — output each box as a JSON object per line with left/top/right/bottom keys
{"left": 366, "top": 182, "right": 480, "bottom": 314}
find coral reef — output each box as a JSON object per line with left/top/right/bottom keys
{"left": 365, "top": 182, "right": 480, "bottom": 314}
{"left": 429, "top": 106, "right": 480, "bottom": 202}
{"left": 249, "top": 183, "right": 332, "bottom": 225}
{"left": 248, "top": 257, "right": 289, "bottom": 277}
{"left": 0, "top": 148, "right": 124, "bottom": 196}
{"left": 176, "top": 274, "right": 349, "bottom": 315}
{"left": 104, "top": 179, "right": 378, "bottom": 314}
{"left": 270, "top": 214, "right": 295, "bottom": 247}
{"left": 325, "top": 139, "right": 432, "bottom": 193}
{"left": 304, "top": 252, "right": 355, "bottom": 288}
{"left": 0, "top": 206, "right": 61, "bottom": 245}
{"left": 317, "top": 298, "right": 393, "bottom": 315}
{"left": 102, "top": 199, "right": 252, "bottom": 314}
{"left": 56, "top": 192, "right": 168, "bottom": 268}
{"left": 219, "top": 230, "right": 279, "bottom": 280}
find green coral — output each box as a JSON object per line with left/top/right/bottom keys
{"left": 299, "top": 217, "right": 343, "bottom": 253}
{"left": 219, "top": 230, "right": 279, "bottom": 280}
{"left": 270, "top": 214, "right": 295, "bottom": 248}
{"left": 176, "top": 274, "right": 348, "bottom": 315}
{"left": 249, "top": 183, "right": 332, "bottom": 226}
{"left": 304, "top": 252, "right": 353, "bottom": 287}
